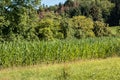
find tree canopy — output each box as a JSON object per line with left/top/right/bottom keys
{"left": 0, "top": 0, "right": 119, "bottom": 41}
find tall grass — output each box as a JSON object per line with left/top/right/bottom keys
{"left": 0, "top": 37, "right": 120, "bottom": 68}
{"left": 1, "top": 58, "right": 120, "bottom": 80}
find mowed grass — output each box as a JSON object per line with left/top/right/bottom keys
{"left": 0, "top": 57, "right": 120, "bottom": 80}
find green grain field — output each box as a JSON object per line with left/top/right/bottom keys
{"left": 0, "top": 37, "right": 120, "bottom": 68}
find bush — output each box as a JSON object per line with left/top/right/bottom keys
{"left": 71, "top": 16, "right": 94, "bottom": 30}
{"left": 60, "top": 18, "right": 69, "bottom": 39}
{"left": 0, "top": 16, "right": 11, "bottom": 41}
{"left": 70, "top": 16, "right": 95, "bottom": 39}
{"left": 36, "top": 19, "right": 54, "bottom": 40}
{"left": 93, "top": 21, "right": 112, "bottom": 37}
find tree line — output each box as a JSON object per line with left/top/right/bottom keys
{"left": 0, "top": 0, "right": 119, "bottom": 41}
{"left": 43, "top": 0, "right": 120, "bottom": 26}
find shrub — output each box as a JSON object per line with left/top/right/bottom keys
{"left": 36, "top": 19, "right": 54, "bottom": 40}
{"left": 0, "top": 16, "right": 11, "bottom": 41}
{"left": 70, "top": 16, "right": 95, "bottom": 38}
{"left": 60, "top": 18, "right": 69, "bottom": 39}
{"left": 93, "top": 21, "right": 112, "bottom": 37}
{"left": 71, "top": 16, "right": 94, "bottom": 30}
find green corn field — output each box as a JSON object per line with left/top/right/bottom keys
{"left": 0, "top": 37, "right": 120, "bottom": 68}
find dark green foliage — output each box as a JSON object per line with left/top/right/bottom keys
{"left": 0, "top": 0, "right": 119, "bottom": 41}
{"left": 35, "top": 18, "right": 54, "bottom": 40}
{"left": 89, "top": 4, "right": 102, "bottom": 21}
{"left": 0, "top": 16, "right": 10, "bottom": 41}
{"left": 64, "top": 0, "right": 74, "bottom": 7}
{"left": 35, "top": 14, "right": 63, "bottom": 40}
{"left": 60, "top": 18, "right": 69, "bottom": 39}
{"left": 0, "top": 0, "right": 40, "bottom": 41}
{"left": 108, "top": 0, "right": 120, "bottom": 26}
{"left": 93, "top": 21, "right": 112, "bottom": 37}
{"left": 62, "top": 0, "right": 114, "bottom": 22}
